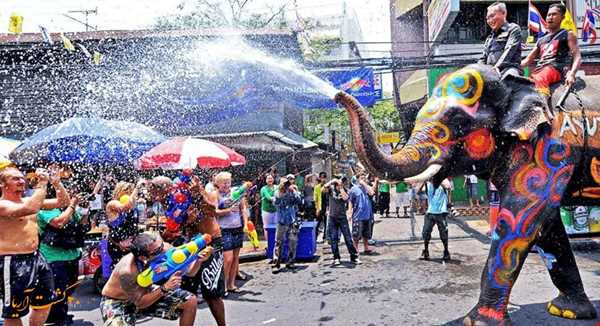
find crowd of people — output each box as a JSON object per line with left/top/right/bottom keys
{"left": 0, "top": 161, "right": 402, "bottom": 326}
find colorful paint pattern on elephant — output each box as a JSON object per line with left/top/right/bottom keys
{"left": 489, "top": 136, "right": 573, "bottom": 308}
{"left": 572, "top": 157, "right": 600, "bottom": 198}
{"left": 410, "top": 68, "right": 486, "bottom": 162}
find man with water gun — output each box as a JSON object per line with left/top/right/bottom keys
{"left": 147, "top": 173, "right": 227, "bottom": 326}
{"left": 101, "top": 232, "right": 213, "bottom": 326}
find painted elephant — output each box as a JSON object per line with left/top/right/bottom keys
{"left": 335, "top": 63, "right": 599, "bottom": 325}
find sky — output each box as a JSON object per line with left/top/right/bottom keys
{"left": 1, "top": 0, "right": 392, "bottom": 91}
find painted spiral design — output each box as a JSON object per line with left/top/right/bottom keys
{"left": 435, "top": 68, "right": 484, "bottom": 106}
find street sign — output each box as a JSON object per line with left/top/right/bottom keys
{"left": 377, "top": 132, "right": 400, "bottom": 144}
{"left": 427, "top": 0, "right": 460, "bottom": 42}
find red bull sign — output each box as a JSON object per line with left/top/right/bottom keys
{"left": 317, "top": 67, "right": 382, "bottom": 108}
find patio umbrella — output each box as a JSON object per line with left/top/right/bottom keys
{"left": 135, "top": 136, "right": 246, "bottom": 170}
{"left": 10, "top": 117, "right": 166, "bottom": 165}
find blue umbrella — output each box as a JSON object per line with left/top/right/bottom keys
{"left": 11, "top": 117, "right": 166, "bottom": 165}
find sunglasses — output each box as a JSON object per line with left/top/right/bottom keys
{"left": 146, "top": 241, "right": 164, "bottom": 257}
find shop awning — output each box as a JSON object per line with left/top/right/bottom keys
{"left": 395, "top": 0, "right": 422, "bottom": 17}
{"left": 198, "top": 130, "right": 319, "bottom": 153}
{"left": 399, "top": 70, "right": 427, "bottom": 104}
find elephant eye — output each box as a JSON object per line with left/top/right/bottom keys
{"left": 450, "top": 115, "right": 472, "bottom": 136}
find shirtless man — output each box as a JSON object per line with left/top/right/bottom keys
{"left": 148, "top": 175, "right": 226, "bottom": 326}
{"left": 100, "top": 232, "right": 212, "bottom": 326}
{"left": 0, "top": 167, "right": 69, "bottom": 326}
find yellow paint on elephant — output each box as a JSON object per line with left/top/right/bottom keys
{"left": 440, "top": 68, "right": 484, "bottom": 106}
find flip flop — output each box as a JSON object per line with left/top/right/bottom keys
{"left": 227, "top": 287, "right": 240, "bottom": 293}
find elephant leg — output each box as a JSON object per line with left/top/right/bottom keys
{"left": 463, "top": 212, "right": 537, "bottom": 326}
{"left": 535, "top": 211, "right": 597, "bottom": 320}
{"left": 464, "top": 136, "right": 577, "bottom": 326}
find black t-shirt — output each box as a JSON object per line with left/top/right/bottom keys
{"left": 536, "top": 29, "right": 571, "bottom": 73}
{"left": 328, "top": 186, "right": 348, "bottom": 219}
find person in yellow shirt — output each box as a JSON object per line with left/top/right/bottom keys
{"left": 313, "top": 172, "right": 328, "bottom": 243}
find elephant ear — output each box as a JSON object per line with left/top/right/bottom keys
{"left": 499, "top": 74, "right": 550, "bottom": 140}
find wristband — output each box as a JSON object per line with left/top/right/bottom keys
{"left": 159, "top": 286, "right": 169, "bottom": 294}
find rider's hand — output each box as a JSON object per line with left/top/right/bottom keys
{"left": 163, "top": 271, "right": 182, "bottom": 291}
{"left": 565, "top": 71, "right": 576, "bottom": 86}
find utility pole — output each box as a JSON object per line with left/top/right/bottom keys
{"left": 422, "top": 0, "right": 430, "bottom": 58}
{"left": 64, "top": 7, "right": 97, "bottom": 31}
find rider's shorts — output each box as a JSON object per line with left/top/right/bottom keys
{"left": 531, "top": 65, "right": 563, "bottom": 95}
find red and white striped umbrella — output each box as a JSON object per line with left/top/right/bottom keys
{"left": 135, "top": 137, "right": 246, "bottom": 170}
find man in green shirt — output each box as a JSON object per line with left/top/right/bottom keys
{"left": 394, "top": 182, "right": 409, "bottom": 218}
{"left": 292, "top": 167, "right": 304, "bottom": 192}
{"left": 377, "top": 180, "right": 391, "bottom": 218}
{"left": 38, "top": 193, "right": 90, "bottom": 325}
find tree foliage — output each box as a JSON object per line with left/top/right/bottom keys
{"left": 303, "top": 99, "right": 404, "bottom": 146}
{"left": 154, "top": 0, "right": 287, "bottom": 30}
{"left": 304, "top": 35, "right": 342, "bottom": 62}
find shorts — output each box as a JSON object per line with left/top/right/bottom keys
{"left": 261, "top": 211, "right": 278, "bottom": 226}
{"left": 352, "top": 219, "right": 372, "bottom": 241}
{"left": 0, "top": 252, "right": 56, "bottom": 319}
{"left": 395, "top": 192, "right": 410, "bottom": 208}
{"left": 100, "top": 287, "right": 194, "bottom": 325}
{"left": 221, "top": 227, "right": 244, "bottom": 251}
{"left": 531, "top": 65, "right": 563, "bottom": 95}
{"left": 181, "top": 237, "right": 226, "bottom": 299}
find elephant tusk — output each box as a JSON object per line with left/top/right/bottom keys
{"left": 404, "top": 164, "right": 442, "bottom": 184}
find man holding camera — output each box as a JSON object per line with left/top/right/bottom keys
{"left": 0, "top": 167, "right": 69, "bottom": 326}
{"left": 272, "top": 178, "right": 302, "bottom": 271}
{"left": 324, "top": 176, "right": 359, "bottom": 266}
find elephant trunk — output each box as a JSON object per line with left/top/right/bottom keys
{"left": 335, "top": 91, "right": 434, "bottom": 182}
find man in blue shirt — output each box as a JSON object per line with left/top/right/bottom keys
{"left": 420, "top": 179, "right": 451, "bottom": 261}
{"left": 349, "top": 172, "right": 375, "bottom": 255}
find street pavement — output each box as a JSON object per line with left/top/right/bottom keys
{"left": 64, "top": 212, "right": 600, "bottom": 326}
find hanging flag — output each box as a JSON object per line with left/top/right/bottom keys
{"left": 560, "top": 7, "right": 577, "bottom": 34}
{"left": 583, "top": 2, "right": 598, "bottom": 44}
{"left": 60, "top": 33, "right": 75, "bottom": 52}
{"left": 77, "top": 43, "right": 92, "bottom": 58}
{"left": 8, "top": 13, "right": 23, "bottom": 34}
{"left": 93, "top": 51, "right": 103, "bottom": 65}
{"left": 39, "top": 25, "right": 53, "bottom": 45}
{"left": 528, "top": 1, "right": 548, "bottom": 37}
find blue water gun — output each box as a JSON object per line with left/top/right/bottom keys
{"left": 137, "top": 233, "right": 212, "bottom": 287}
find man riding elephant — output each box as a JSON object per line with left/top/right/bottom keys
{"left": 335, "top": 63, "right": 598, "bottom": 325}
{"left": 521, "top": 3, "right": 582, "bottom": 110}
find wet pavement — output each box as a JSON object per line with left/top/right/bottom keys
{"left": 65, "top": 214, "right": 600, "bottom": 326}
